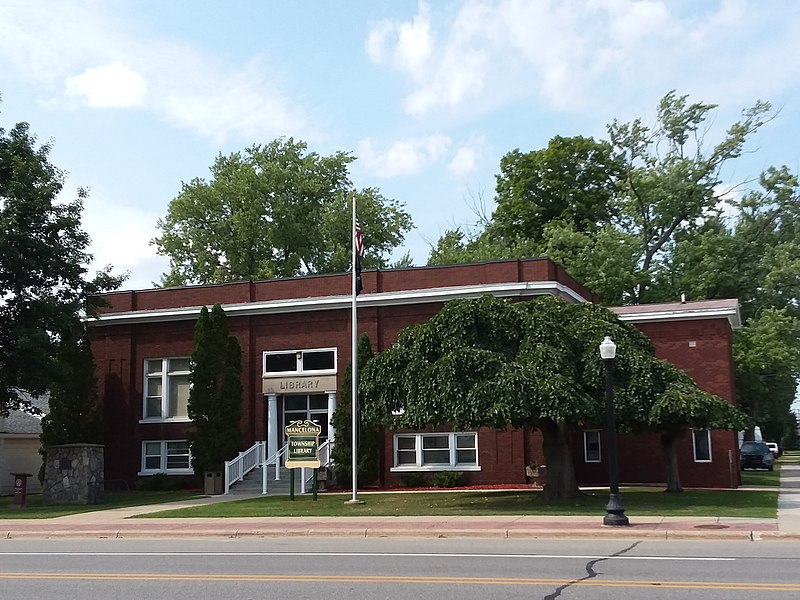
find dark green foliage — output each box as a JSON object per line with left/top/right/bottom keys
{"left": 493, "top": 136, "right": 621, "bottom": 243}
{"left": 399, "top": 472, "right": 428, "bottom": 488}
{"left": 330, "top": 334, "right": 381, "bottom": 488}
{"left": 428, "top": 90, "right": 797, "bottom": 459}
{"left": 38, "top": 319, "right": 103, "bottom": 481}
{"left": 0, "top": 111, "right": 123, "bottom": 416}
{"left": 153, "top": 138, "right": 413, "bottom": 286}
{"left": 431, "top": 471, "right": 463, "bottom": 488}
{"left": 361, "top": 296, "right": 746, "bottom": 498}
{"left": 186, "top": 304, "right": 244, "bottom": 474}
{"left": 136, "top": 473, "right": 197, "bottom": 491}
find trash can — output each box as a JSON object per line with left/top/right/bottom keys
{"left": 87, "top": 481, "right": 105, "bottom": 504}
{"left": 11, "top": 472, "right": 33, "bottom": 508}
{"left": 204, "top": 471, "right": 224, "bottom": 495}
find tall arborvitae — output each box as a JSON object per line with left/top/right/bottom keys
{"left": 186, "top": 304, "right": 243, "bottom": 474}
{"left": 39, "top": 318, "right": 102, "bottom": 480}
{"left": 330, "top": 333, "right": 381, "bottom": 488}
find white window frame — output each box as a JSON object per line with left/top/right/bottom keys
{"left": 692, "top": 429, "right": 712, "bottom": 462}
{"left": 390, "top": 432, "right": 480, "bottom": 472}
{"left": 142, "top": 357, "right": 191, "bottom": 423}
{"left": 263, "top": 347, "right": 337, "bottom": 376}
{"left": 584, "top": 430, "right": 602, "bottom": 463}
{"left": 139, "top": 440, "right": 193, "bottom": 475}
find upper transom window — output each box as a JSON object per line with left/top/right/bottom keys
{"left": 263, "top": 348, "right": 336, "bottom": 375}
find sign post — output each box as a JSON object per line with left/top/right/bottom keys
{"left": 284, "top": 419, "right": 322, "bottom": 501}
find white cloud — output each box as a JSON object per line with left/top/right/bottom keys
{"left": 65, "top": 62, "right": 147, "bottom": 108}
{"left": 448, "top": 146, "right": 478, "bottom": 178}
{"left": 0, "top": 3, "right": 308, "bottom": 144}
{"left": 358, "top": 134, "right": 452, "bottom": 177}
{"left": 366, "top": 0, "right": 800, "bottom": 116}
{"left": 79, "top": 188, "right": 167, "bottom": 290}
{"left": 365, "top": 20, "right": 394, "bottom": 64}
{"left": 366, "top": 3, "right": 433, "bottom": 78}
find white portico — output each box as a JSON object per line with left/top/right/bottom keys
{"left": 262, "top": 348, "right": 338, "bottom": 460}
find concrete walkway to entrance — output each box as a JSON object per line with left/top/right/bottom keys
{"left": 3, "top": 460, "right": 800, "bottom": 540}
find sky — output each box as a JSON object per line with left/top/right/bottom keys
{"left": 1, "top": 0, "right": 800, "bottom": 291}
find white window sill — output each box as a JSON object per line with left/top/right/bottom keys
{"left": 693, "top": 459, "right": 713, "bottom": 463}
{"left": 391, "top": 465, "right": 481, "bottom": 473}
{"left": 139, "top": 418, "right": 192, "bottom": 424}
{"left": 138, "top": 470, "right": 194, "bottom": 476}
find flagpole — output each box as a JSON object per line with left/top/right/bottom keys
{"left": 347, "top": 189, "right": 363, "bottom": 504}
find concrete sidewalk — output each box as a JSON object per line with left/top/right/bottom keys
{"left": 3, "top": 461, "right": 800, "bottom": 541}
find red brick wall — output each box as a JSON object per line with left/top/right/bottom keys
{"left": 91, "top": 261, "right": 736, "bottom": 488}
{"left": 97, "top": 258, "right": 598, "bottom": 315}
{"left": 572, "top": 318, "right": 740, "bottom": 488}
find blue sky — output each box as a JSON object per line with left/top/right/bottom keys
{"left": 1, "top": 0, "right": 799, "bottom": 290}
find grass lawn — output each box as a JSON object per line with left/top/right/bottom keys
{"left": 0, "top": 491, "right": 201, "bottom": 519}
{"left": 741, "top": 461, "right": 781, "bottom": 487}
{"left": 138, "top": 487, "right": 778, "bottom": 519}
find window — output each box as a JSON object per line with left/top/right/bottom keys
{"left": 144, "top": 358, "right": 191, "bottom": 421}
{"left": 264, "top": 348, "right": 336, "bottom": 375}
{"left": 140, "top": 440, "right": 192, "bottom": 474}
{"left": 283, "top": 394, "right": 329, "bottom": 442}
{"left": 391, "top": 433, "right": 479, "bottom": 471}
{"left": 584, "top": 431, "right": 601, "bottom": 463}
{"left": 692, "top": 429, "right": 712, "bottom": 462}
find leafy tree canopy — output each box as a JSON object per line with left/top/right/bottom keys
{"left": 360, "top": 296, "right": 741, "bottom": 498}
{"left": 153, "top": 138, "right": 413, "bottom": 286}
{"left": 427, "top": 90, "right": 798, "bottom": 445}
{"left": 0, "top": 101, "right": 123, "bottom": 416}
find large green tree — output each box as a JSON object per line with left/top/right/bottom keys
{"left": 187, "top": 304, "right": 244, "bottom": 474}
{"left": 0, "top": 104, "right": 123, "bottom": 416}
{"left": 330, "top": 333, "right": 381, "bottom": 488}
{"left": 153, "top": 138, "right": 413, "bottom": 286}
{"left": 38, "top": 317, "right": 103, "bottom": 480}
{"left": 428, "top": 91, "right": 798, "bottom": 445}
{"left": 360, "top": 296, "right": 740, "bottom": 498}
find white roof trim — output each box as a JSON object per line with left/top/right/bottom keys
{"left": 90, "top": 281, "right": 589, "bottom": 326}
{"left": 613, "top": 306, "right": 742, "bottom": 329}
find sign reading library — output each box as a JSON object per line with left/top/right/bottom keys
{"left": 284, "top": 419, "right": 322, "bottom": 469}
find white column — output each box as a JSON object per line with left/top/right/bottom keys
{"left": 327, "top": 391, "right": 337, "bottom": 444}
{"left": 267, "top": 394, "right": 278, "bottom": 463}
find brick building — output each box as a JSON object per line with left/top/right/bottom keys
{"left": 89, "top": 258, "right": 742, "bottom": 489}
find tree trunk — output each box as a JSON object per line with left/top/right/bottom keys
{"left": 539, "top": 419, "right": 581, "bottom": 499}
{"left": 661, "top": 432, "right": 683, "bottom": 493}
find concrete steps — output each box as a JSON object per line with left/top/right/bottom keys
{"left": 227, "top": 464, "right": 305, "bottom": 496}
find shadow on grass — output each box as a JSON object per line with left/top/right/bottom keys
{"left": 0, "top": 491, "right": 202, "bottom": 519}
{"left": 137, "top": 487, "right": 778, "bottom": 520}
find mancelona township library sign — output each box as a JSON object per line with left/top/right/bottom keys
{"left": 284, "top": 420, "right": 322, "bottom": 469}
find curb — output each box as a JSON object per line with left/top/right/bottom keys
{"left": 5, "top": 528, "right": 800, "bottom": 540}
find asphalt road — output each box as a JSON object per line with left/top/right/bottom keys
{"left": 2, "top": 537, "right": 800, "bottom": 599}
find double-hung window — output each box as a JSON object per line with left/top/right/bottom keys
{"left": 140, "top": 440, "right": 192, "bottom": 474}
{"left": 584, "top": 430, "right": 601, "bottom": 463}
{"left": 692, "top": 429, "right": 712, "bottom": 462}
{"left": 144, "top": 358, "right": 191, "bottom": 421}
{"left": 392, "top": 432, "right": 479, "bottom": 471}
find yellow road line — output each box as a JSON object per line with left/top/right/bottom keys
{"left": 1, "top": 572, "right": 799, "bottom": 591}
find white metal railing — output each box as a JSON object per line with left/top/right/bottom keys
{"left": 262, "top": 443, "right": 289, "bottom": 494}
{"left": 224, "top": 442, "right": 265, "bottom": 494}
{"left": 226, "top": 439, "right": 335, "bottom": 495}
{"left": 302, "top": 439, "right": 335, "bottom": 494}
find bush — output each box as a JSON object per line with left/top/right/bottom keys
{"left": 136, "top": 473, "right": 185, "bottom": 491}
{"left": 431, "top": 471, "right": 463, "bottom": 488}
{"left": 399, "top": 472, "right": 428, "bottom": 488}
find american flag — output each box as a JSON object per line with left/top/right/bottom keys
{"left": 354, "top": 217, "right": 365, "bottom": 258}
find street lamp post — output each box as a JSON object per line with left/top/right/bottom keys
{"left": 599, "top": 336, "right": 629, "bottom": 526}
